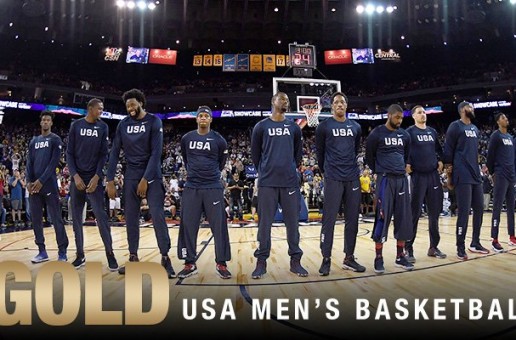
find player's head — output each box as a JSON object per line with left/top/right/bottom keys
{"left": 331, "top": 92, "right": 348, "bottom": 118}
{"left": 411, "top": 105, "right": 426, "bottom": 124}
{"left": 458, "top": 101, "right": 474, "bottom": 120}
{"left": 87, "top": 98, "right": 104, "bottom": 121}
{"left": 196, "top": 105, "right": 212, "bottom": 128}
{"left": 386, "top": 104, "right": 404, "bottom": 130}
{"left": 494, "top": 111, "right": 508, "bottom": 129}
{"left": 122, "top": 88, "right": 146, "bottom": 119}
{"left": 271, "top": 92, "right": 290, "bottom": 113}
{"left": 39, "top": 110, "right": 54, "bottom": 132}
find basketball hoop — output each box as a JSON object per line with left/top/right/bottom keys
{"left": 302, "top": 104, "right": 321, "bottom": 127}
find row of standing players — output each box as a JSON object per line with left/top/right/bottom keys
{"left": 25, "top": 88, "right": 515, "bottom": 279}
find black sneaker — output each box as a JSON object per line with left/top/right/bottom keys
{"left": 427, "top": 247, "right": 447, "bottom": 259}
{"left": 492, "top": 240, "right": 505, "bottom": 253}
{"left": 468, "top": 243, "right": 490, "bottom": 254}
{"left": 342, "top": 255, "right": 366, "bottom": 272}
{"left": 405, "top": 245, "right": 416, "bottom": 263}
{"left": 290, "top": 259, "right": 308, "bottom": 277}
{"left": 161, "top": 256, "right": 176, "bottom": 278}
{"left": 106, "top": 252, "right": 119, "bottom": 272}
{"left": 374, "top": 256, "right": 385, "bottom": 274}
{"left": 457, "top": 246, "right": 468, "bottom": 261}
{"left": 72, "top": 256, "right": 85, "bottom": 269}
{"left": 318, "top": 257, "right": 331, "bottom": 276}
{"left": 118, "top": 254, "right": 139, "bottom": 275}
{"left": 252, "top": 260, "right": 267, "bottom": 279}
{"left": 216, "top": 263, "right": 232, "bottom": 279}
{"left": 395, "top": 256, "right": 415, "bottom": 271}
{"left": 178, "top": 263, "right": 198, "bottom": 279}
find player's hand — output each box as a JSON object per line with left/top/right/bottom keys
{"left": 405, "top": 164, "right": 412, "bottom": 174}
{"left": 74, "top": 174, "right": 86, "bottom": 191}
{"left": 437, "top": 161, "right": 444, "bottom": 173}
{"left": 137, "top": 179, "right": 148, "bottom": 198}
{"left": 31, "top": 180, "right": 43, "bottom": 194}
{"left": 106, "top": 181, "right": 116, "bottom": 199}
{"left": 86, "top": 175, "right": 99, "bottom": 194}
{"left": 27, "top": 182, "right": 33, "bottom": 195}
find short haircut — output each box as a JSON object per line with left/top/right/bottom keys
{"left": 122, "top": 88, "right": 146, "bottom": 108}
{"left": 40, "top": 110, "right": 55, "bottom": 121}
{"left": 87, "top": 98, "right": 103, "bottom": 109}
{"left": 410, "top": 105, "right": 424, "bottom": 115}
{"left": 331, "top": 91, "right": 348, "bottom": 104}
{"left": 387, "top": 104, "right": 403, "bottom": 115}
{"left": 457, "top": 101, "right": 472, "bottom": 112}
{"left": 494, "top": 111, "right": 506, "bottom": 123}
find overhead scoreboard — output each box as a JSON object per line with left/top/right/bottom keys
{"left": 288, "top": 43, "right": 317, "bottom": 69}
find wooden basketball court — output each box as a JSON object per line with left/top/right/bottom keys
{"left": 1, "top": 213, "right": 515, "bottom": 338}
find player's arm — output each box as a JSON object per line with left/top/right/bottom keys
{"left": 217, "top": 134, "right": 228, "bottom": 171}
{"left": 66, "top": 121, "right": 79, "bottom": 179}
{"left": 486, "top": 132, "right": 498, "bottom": 175}
{"left": 106, "top": 122, "right": 122, "bottom": 199}
{"left": 250, "top": 123, "right": 262, "bottom": 168}
{"left": 314, "top": 122, "right": 325, "bottom": 174}
{"left": 365, "top": 128, "right": 379, "bottom": 174}
{"left": 180, "top": 134, "right": 188, "bottom": 168}
{"left": 403, "top": 131, "right": 411, "bottom": 169}
{"left": 294, "top": 124, "right": 303, "bottom": 167}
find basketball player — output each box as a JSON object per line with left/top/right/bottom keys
{"left": 315, "top": 92, "right": 365, "bottom": 275}
{"left": 67, "top": 98, "right": 119, "bottom": 271}
{"left": 106, "top": 88, "right": 175, "bottom": 278}
{"left": 26, "top": 110, "right": 69, "bottom": 263}
{"left": 177, "top": 106, "right": 232, "bottom": 279}
{"left": 365, "top": 104, "right": 414, "bottom": 273}
{"left": 250, "top": 92, "right": 308, "bottom": 279}
{"left": 443, "top": 101, "right": 489, "bottom": 260}
{"left": 405, "top": 105, "right": 447, "bottom": 262}
{"left": 486, "top": 112, "right": 516, "bottom": 252}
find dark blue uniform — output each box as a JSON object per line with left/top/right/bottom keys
{"left": 178, "top": 130, "right": 230, "bottom": 265}
{"left": 406, "top": 125, "right": 444, "bottom": 250}
{"left": 106, "top": 113, "right": 170, "bottom": 256}
{"left": 251, "top": 117, "right": 303, "bottom": 261}
{"left": 486, "top": 130, "right": 515, "bottom": 240}
{"left": 315, "top": 117, "right": 362, "bottom": 258}
{"left": 67, "top": 118, "right": 114, "bottom": 257}
{"left": 26, "top": 133, "right": 68, "bottom": 257}
{"left": 365, "top": 125, "right": 412, "bottom": 243}
{"left": 443, "top": 120, "right": 483, "bottom": 249}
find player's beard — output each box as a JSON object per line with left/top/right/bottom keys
{"left": 130, "top": 106, "right": 143, "bottom": 119}
{"left": 388, "top": 120, "right": 399, "bottom": 130}
{"left": 465, "top": 110, "right": 475, "bottom": 120}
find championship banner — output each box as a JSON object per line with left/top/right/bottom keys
{"left": 148, "top": 49, "right": 177, "bottom": 65}
{"left": 276, "top": 55, "right": 286, "bottom": 67}
{"left": 263, "top": 54, "right": 276, "bottom": 72}
{"left": 203, "top": 55, "right": 213, "bottom": 66}
{"left": 250, "top": 54, "right": 262, "bottom": 72}
{"left": 237, "top": 54, "right": 249, "bottom": 71}
{"left": 223, "top": 54, "right": 236, "bottom": 72}
{"left": 193, "top": 55, "right": 203, "bottom": 67}
{"left": 213, "top": 54, "right": 223, "bottom": 67}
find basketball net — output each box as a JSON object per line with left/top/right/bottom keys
{"left": 302, "top": 104, "right": 321, "bottom": 127}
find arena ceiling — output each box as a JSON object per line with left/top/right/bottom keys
{"left": 0, "top": 0, "right": 515, "bottom": 51}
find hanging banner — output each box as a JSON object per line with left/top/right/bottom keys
{"left": 250, "top": 54, "right": 262, "bottom": 72}
{"left": 193, "top": 55, "right": 203, "bottom": 66}
{"left": 263, "top": 54, "right": 276, "bottom": 72}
